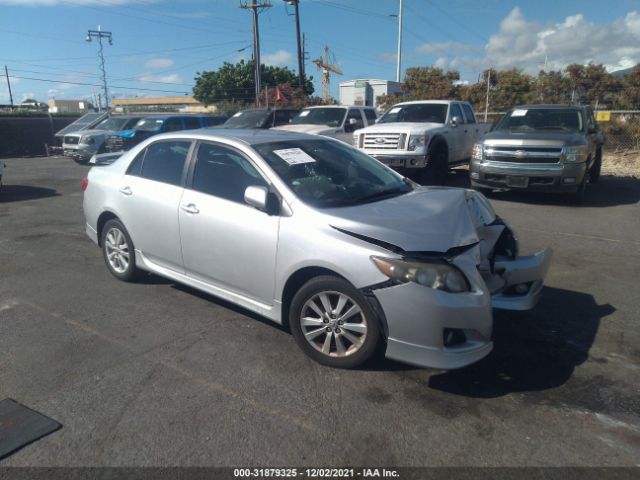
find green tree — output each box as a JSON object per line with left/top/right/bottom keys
{"left": 618, "top": 65, "right": 640, "bottom": 109}
{"left": 530, "top": 70, "right": 570, "bottom": 104}
{"left": 192, "top": 60, "right": 313, "bottom": 106}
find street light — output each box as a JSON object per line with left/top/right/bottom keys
{"left": 86, "top": 26, "right": 113, "bottom": 111}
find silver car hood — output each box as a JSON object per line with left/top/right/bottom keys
{"left": 325, "top": 187, "right": 496, "bottom": 253}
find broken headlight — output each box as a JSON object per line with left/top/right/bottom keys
{"left": 371, "top": 256, "right": 470, "bottom": 293}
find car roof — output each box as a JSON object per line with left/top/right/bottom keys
{"left": 393, "top": 100, "right": 456, "bottom": 106}
{"left": 150, "top": 128, "right": 326, "bottom": 146}
{"left": 138, "top": 114, "right": 210, "bottom": 120}
{"left": 511, "top": 104, "right": 586, "bottom": 110}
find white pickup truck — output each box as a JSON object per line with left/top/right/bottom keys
{"left": 354, "top": 100, "right": 491, "bottom": 184}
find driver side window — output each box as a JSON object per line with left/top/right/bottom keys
{"left": 345, "top": 109, "right": 364, "bottom": 132}
{"left": 190, "top": 142, "right": 268, "bottom": 205}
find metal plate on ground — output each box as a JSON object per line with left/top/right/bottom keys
{"left": 506, "top": 176, "right": 529, "bottom": 188}
{"left": 0, "top": 398, "right": 62, "bottom": 460}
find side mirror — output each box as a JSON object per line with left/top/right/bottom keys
{"left": 244, "top": 186, "right": 279, "bottom": 215}
{"left": 348, "top": 118, "right": 358, "bottom": 125}
{"left": 451, "top": 116, "right": 462, "bottom": 127}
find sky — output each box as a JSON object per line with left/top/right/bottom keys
{"left": 1, "top": 0, "right": 639, "bottom": 105}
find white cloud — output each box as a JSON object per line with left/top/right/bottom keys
{"left": 138, "top": 73, "right": 183, "bottom": 84}
{"left": 485, "top": 7, "right": 640, "bottom": 73}
{"left": 143, "top": 58, "right": 174, "bottom": 69}
{"left": 416, "top": 41, "right": 479, "bottom": 54}
{"left": 379, "top": 52, "right": 397, "bottom": 63}
{"left": 262, "top": 50, "right": 292, "bottom": 67}
{"left": 434, "top": 57, "right": 448, "bottom": 70}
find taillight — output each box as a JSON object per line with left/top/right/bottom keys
{"left": 81, "top": 178, "right": 89, "bottom": 191}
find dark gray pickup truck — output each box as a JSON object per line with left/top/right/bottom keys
{"left": 470, "top": 104, "right": 605, "bottom": 202}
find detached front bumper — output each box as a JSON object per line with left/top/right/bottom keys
{"left": 470, "top": 159, "right": 587, "bottom": 192}
{"left": 373, "top": 247, "right": 551, "bottom": 370}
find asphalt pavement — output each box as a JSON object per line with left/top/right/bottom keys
{"left": 0, "top": 156, "right": 639, "bottom": 466}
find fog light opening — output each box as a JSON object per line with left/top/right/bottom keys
{"left": 409, "top": 159, "right": 417, "bottom": 166}
{"left": 563, "top": 177, "right": 576, "bottom": 184}
{"left": 514, "top": 283, "right": 529, "bottom": 294}
{"left": 443, "top": 328, "right": 467, "bottom": 348}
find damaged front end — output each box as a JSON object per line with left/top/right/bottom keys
{"left": 330, "top": 188, "right": 552, "bottom": 369}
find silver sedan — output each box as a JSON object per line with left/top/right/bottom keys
{"left": 83, "top": 129, "right": 551, "bottom": 369}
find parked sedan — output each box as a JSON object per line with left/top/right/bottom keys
{"left": 83, "top": 129, "right": 551, "bottom": 369}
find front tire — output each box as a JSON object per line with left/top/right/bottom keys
{"left": 419, "top": 141, "right": 448, "bottom": 185}
{"left": 101, "top": 219, "right": 140, "bottom": 282}
{"left": 590, "top": 148, "right": 602, "bottom": 183}
{"left": 289, "top": 276, "right": 381, "bottom": 369}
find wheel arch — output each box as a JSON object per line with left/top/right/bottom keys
{"left": 280, "top": 266, "right": 347, "bottom": 328}
{"left": 96, "top": 210, "right": 121, "bottom": 247}
{"left": 429, "top": 134, "right": 449, "bottom": 157}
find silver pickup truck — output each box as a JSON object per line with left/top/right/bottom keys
{"left": 470, "top": 104, "right": 605, "bottom": 202}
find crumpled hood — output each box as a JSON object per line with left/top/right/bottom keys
{"left": 325, "top": 187, "right": 496, "bottom": 253}
{"left": 358, "top": 122, "right": 444, "bottom": 135}
{"left": 273, "top": 124, "right": 336, "bottom": 135}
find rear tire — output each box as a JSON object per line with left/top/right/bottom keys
{"left": 101, "top": 219, "right": 140, "bottom": 282}
{"left": 289, "top": 276, "right": 381, "bottom": 369}
{"left": 419, "top": 141, "right": 448, "bottom": 185}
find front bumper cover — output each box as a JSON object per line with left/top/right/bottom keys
{"left": 372, "top": 246, "right": 551, "bottom": 370}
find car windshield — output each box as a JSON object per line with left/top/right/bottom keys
{"left": 222, "top": 110, "right": 271, "bottom": 128}
{"left": 378, "top": 104, "right": 448, "bottom": 124}
{"left": 134, "top": 119, "right": 164, "bottom": 132}
{"left": 95, "top": 117, "right": 139, "bottom": 131}
{"left": 253, "top": 139, "right": 412, "bottom": 208}
{"left": 496, "top": 108, "right": 584, "bottom": 132}
{"left": 291, "top": 108, "right": 347, "bottom": 127}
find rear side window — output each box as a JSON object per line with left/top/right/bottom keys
{"left": 461, "top": 104, "right": 476, "bottom": 124}
{"left": 136, "top": 141, "right": 191, "bottom": 186}
{"left": 163, "top": 118, "right": 183, "bottom": 132}
{"left": 364, "top": 109, "right": 377, "bottom": 124}
{"left": 183, "top": 117, "right": 202, "bottom": 129}
{"left": 191, "top": 142, "right": 268, "bottom": 204}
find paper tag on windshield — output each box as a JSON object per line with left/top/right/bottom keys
{"left": 511, "top": 109, "right": 528, "bottom": 117}
{"left": 389, "top": 107, "right": 401, "bottom": 114}
{"left": 232, "top": 112, "right": 242, "bottom": 117}
{"left": 299, "top": 110, "right": 310, "bottom": 117}
{"left": 274, "top": 148, "right": 316, "bottom": 165}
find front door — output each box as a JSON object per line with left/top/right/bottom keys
{"left": 178, "top": 142, "right": 279, "bottom": 304}
{"left": 447, "top": 103, "right": 466, "bottom": 162}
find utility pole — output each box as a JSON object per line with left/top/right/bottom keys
{"left": 283, "top": 0, "right": 304, "bottom": 89}
{"left": 484, "top": 69, "right": 491, "bottom": 122}
{"left": 86, "top": 25, "right": 113, "bottom": 111}
{"left": 4, "top": 65, "right": 14, "bottom": 107}
{"left": 396, "top": 0, "right": 403, "bottom": 83}
{"left": 240, "top": 1, "right": 271, "bottom": 107}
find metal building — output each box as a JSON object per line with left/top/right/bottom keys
{"left": 338, "top": 79, "right": 402, "bottom": 110}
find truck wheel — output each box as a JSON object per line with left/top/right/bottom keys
{"left": 589, "top": 148, "right": 602, "bottom": 184}
{"left": 420, "top": 142, "right": 448, "bottom": 185}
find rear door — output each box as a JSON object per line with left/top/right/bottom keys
{"left": 116, "top": 139, "right": 193, "bottom": 273}
{"left": 460, "top": 102, "right": 479, "bottom": 160}
{"left": 178, "top": 141, "right": 279, "bottom": 304}
{"left": 447, "top": 103, "right": 466, "bottom": 162}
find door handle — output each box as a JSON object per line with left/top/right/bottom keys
{"left": 119, "top": 186, "right": 132, "bottom": 196}
{"left": 181, "top": 203, "right": 200, "bottom": 214}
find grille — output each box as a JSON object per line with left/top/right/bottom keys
{"left": 363, "top": 133, "right": 406, "bottom": 150}
{"left": 64, "top": 136, "right": 79, "bottom": 145}
{"left": 485, "top": 146, "right": 561, "bottom": 164}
